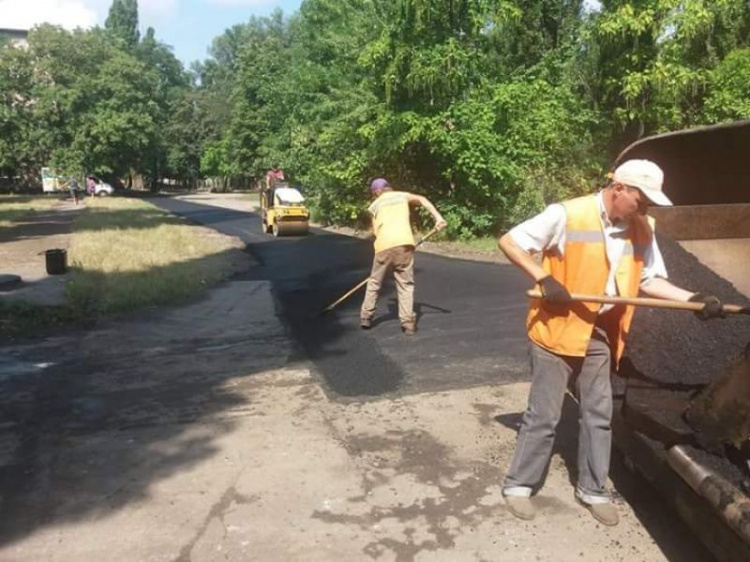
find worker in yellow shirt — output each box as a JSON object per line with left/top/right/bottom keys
{"left": 360, "top": 178, "right": 446, "bottom": 335}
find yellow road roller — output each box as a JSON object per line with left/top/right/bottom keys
{"left": 261, "top": 183, "right": 310, "bottom": 236}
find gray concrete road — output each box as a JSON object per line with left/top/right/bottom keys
{"left": 0, "top": 194, "right": 713, "bottom": 561}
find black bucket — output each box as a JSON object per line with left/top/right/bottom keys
{"left": 45, "top": 249, "right": 67, "bottom": 275}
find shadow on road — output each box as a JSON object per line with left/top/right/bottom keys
{"left": 0, "top": 199, "right": 424, "bottom": 547}
{"left": 0, "top": 275, "right": 288, "bottom": 548}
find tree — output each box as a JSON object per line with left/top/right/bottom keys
{"left": 0, "top": 44, "right": 35, "bottom": 179}
{"left": 703, "top": 48, "right": 750, "bottom": 122}
{"left": 0, "top": 25, "right": 163, "bottom": 182}
{"left": 225, "top": 10, "right": 291, "bottom": 175}
{"left": 105, "top": 0, "right": 140, "bottom": 50}
{"left": 586, "top": 0, "right": 750, "bottom": 147}
{"left": 491, "top": 0, "right": 585, "bottom": 72}
{"left": 137, "top": 26, "right": 193, "bottom": 187}
{"left": 5, "top": 0, "right": 742, "bottom": 233}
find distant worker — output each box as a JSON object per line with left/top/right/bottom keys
{"left": 68, "top": 178, "right": 79, "bottom": 206}
{"left": 266, "top": 165, "right": 285, "bottom": 189}
{"left": 497, "top": 159, "right": 724, "bottom": 526}
{"left": 360, "top": 178, "right": 447, "bottom": 335}
{"left": 264, "top": 165, "right": 285, "bottom": 208}
{"left": 86, "top": 176, "right": 96, "bottom": 197}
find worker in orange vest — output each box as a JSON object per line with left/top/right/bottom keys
{"left": 497, "top": 159, "right": 723, "bottom": 526}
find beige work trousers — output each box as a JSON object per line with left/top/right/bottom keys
{"left": 360, "top": 245, "right": 416, "bottom": 327}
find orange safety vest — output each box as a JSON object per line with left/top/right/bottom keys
{"left": 526, "top": 195, "right": 653, "bottom": 365}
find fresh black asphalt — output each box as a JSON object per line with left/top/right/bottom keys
{"left": 154, "top": 198, "right": 532, "bottom": 400}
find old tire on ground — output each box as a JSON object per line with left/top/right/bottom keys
{"left": 0, "top": 274, "right": 22, "bottom": 291}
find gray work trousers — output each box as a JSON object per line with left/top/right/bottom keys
{"left": 503, "top": 326, "right": 613, "bottom": 500}
{"left": 360, "top": 245, "right": 415, "bottom": 327}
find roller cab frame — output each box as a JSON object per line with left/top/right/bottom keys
{"left": 261, "top": 182, "right": 310, "bottom": 237}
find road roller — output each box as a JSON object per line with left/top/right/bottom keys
{"left": 261, "top": 183, "right": 310, "bottom": 237}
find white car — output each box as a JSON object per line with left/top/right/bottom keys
{"left": 88, "top": 176, "right": 115, "bottom": 196}
{"left": 94, "top": 182, "right": 114, "bottom": 196}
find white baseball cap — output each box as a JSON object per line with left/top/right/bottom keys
{"left": 612, "top": 159, "right": 672, "bottom": 206}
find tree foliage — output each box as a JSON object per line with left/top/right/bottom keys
{"left": 2, "top": 0, "right": 749, "bottom": 236}
{"left": 105, "top": 0, "right": 140, "bottom": 50}
{"left": 0, "top": 2, "right": 197, "bottom": 189}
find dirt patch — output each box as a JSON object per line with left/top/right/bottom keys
{"left": 0, "top": 199, "right": 80, "bottom": 306}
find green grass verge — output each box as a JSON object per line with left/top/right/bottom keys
{"left": 0, "top": 300, "right": 84, "bottom": 336}
{"left": 67, "top": 197, "right": 246, "bottom": 315}
{"left": 2, "top": 197, "right": 247, "bottom": 337}
{"left": 454, "top": 236, "right": 498, "bottom": 252}
{"left": 0, "top": 195, "right": 60, "bottom": 228}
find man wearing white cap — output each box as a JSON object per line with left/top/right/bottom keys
{"left": 496, "top": 159, "right": 724, "bottom": 526}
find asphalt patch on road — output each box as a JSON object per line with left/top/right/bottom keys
{"left": 274, "top": 272, "right": 408, "bottom": 400}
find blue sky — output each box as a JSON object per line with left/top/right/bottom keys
{"left": 2, "top": 0, "right": 304, "bottom": 66}
{"left": 3, "top": 0, "right": 601, "bottom": 67}
{"left": 151, "top": 0, "right": 304, "bottom": 65}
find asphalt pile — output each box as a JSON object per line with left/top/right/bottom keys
{"left": 621, "top": 233, "right": 750, "bottom": 486}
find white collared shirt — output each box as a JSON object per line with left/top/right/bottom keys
{"left": 508, "top": 192, "right": 668, "bottom": 312}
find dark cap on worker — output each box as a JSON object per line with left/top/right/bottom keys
{"left": 370, "top": 178, "right": 390, "bottom": 192}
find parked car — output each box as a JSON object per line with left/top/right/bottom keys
{"left": 87, "top": 175, "right": 115, "bottom": 196}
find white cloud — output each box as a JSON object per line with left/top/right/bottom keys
{"left": 0, "top": 0, "right": 101, "bottom": 29}
{"left": 0, "top": 0, "right": 180, "bottom": 31}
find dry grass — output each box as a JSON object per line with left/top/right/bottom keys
{"left": 0, "top": 195, "right": 60, "bottom": 228}
{"left": 66, "top": 197, "right": 248, "bottom": 315}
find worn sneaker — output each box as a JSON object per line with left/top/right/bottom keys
{"left": 504, "top": 495, "right": 535, "bottom": 521}
{"left": 401, "top": 323, "right": 416, "bottom": 336}
{"left": 360, "top": 318, "right": 372, "bottom": 330}
{"left": 576, "top": 496, "right": 619, "bottom": 526}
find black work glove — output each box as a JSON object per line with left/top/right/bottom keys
{"left": 539, "top": 276, "right": 572, "bottom": 303}
{"left": 688, "top": 292, "right": 725, "bottom": 320}
{"left": 539, "top": 275, "right": 572, "bottom": 313}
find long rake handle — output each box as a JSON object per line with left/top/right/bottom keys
{"left": 526, "top": 290, "right": 749, "bottom": 315}
{"left": 322, "top": 278, "right": 369, "bottom": 314}
{"left": 322, "top": 227, "right": 440, "bottom": 314}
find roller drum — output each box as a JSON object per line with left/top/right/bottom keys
{"left": 273, "top": 221, "right": 308, "bottom": 237}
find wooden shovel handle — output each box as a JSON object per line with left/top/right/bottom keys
{"left": 416, "top": 226, "right": 440, "bottom": 247}
{"left": 525, "top": 290, "right": 749, "bottom": 315}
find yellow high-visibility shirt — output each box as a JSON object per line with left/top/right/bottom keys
{"left": 368, "top": 191, "right": 415, "bottom": 254}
